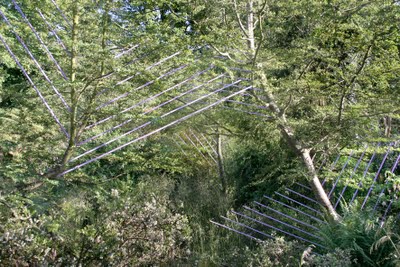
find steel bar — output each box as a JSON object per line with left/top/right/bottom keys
{"left": 0, "top": 33, "right": 69, "bottom": 138}
{"left": 78, "top": 74, "right": 225, "bottom": 145}
{"left": 361, "top": 144, "right": 394, "bottom": 209}
{"left": 210, "top": 220, "right": 261, "bottom": 242}
{"left": 232, "top": 211, "right": 326, "bottom": 249}
{"left": 322, "top": 155, "right": 341, "bottom": 186}
{"left": 95, "top": 63, "right": 187, "bottom": 112}
{"left": 275, "top": 192, "right": 323, "bottom": 216}
{"left": 285, "top": 188, "right": 319, "bottom": 205}
{"left": 59, "top": 86, "right": 252, "bottom": 175}
{"left": 182, "top": 132, "right": 212, "bottom": 164}
{"left": 199, "top": 132, "right": 218, "bottom": 156}
{"left": 294, "top": 182, "right": 312, "bottom": 191}
{"left": 74, "top": 80, "right": 242, "bottom": 160}
{"left": 118, "top": 65, "right": 210, "bottom": 114}
{"left": 50, "top": 0, "right": 72, "bottom": 28}
{"left": 254, "top": 201, "right": 319, "bottom": 231}
{"left": 221, "top": 216, "right": 274, "bottom": 239}
{"left": 13, "top": 0, "right": 68, "bottom": 80}
{"left": 263, "top": 195, "right": 326, "bottom": 224}
{"left": 115, "top": 51, "right": 181, "bottom": 86}
{"left": 0, "top": 10, "right": 70, "bottom": 111}
{"left": 328, "top": 151, "right": 354, "bottom": 198}
{"left": 189, "top": 129, "right": 218, "bottom": 164}
{"left": 115, "top": 44, "right": 140, "bottom": 59}
{"left": 334, "top": 146, "right": 368, "bottom": 209}
{"left": 373, "top": 153, "right": 400, "bottom": 211}
{"left": 349, "top": 144, "right": 380, "bottom": 206}
{"left": 244, "top": 206, "right": 322, "bottom": 240}
{"left": 173, "top": 138, "right": 187, "bottom": 156}
{"left": 37, "top": 8, "right": 70, "bottom": 56}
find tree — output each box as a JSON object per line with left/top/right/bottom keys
{"left": 0, "top": 0, "right": 220, "bottom": 184}
{"left": 183, "top": 0, "right": 400, "bottom": 220}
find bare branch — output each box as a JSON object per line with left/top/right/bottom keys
{"left": 232, "top": 0, "right": 249, "bottom": 38}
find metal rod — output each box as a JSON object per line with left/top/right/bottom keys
{"left": 13, "top": 0, "right": 68, "bottom": 80}
{"left": 255, "top": 201, "right": 319, "bottom": 230}
{"left": 50, "top": 0, "right": 72, "bottom": 28}
{"left": 74, "top": 80, "right": 242, "bottom": 160}
{"left": 275, "top": 192, "right": 323, "bottom": 216}
{"left": 294, "top": 182, "right": 312, "bottom": 191}
{"left": 115, "top": 44, "right": 140, "bottom": 59}
{"left": 322, "top": 155, "right": 341, "bottom": 186}
{"left": 199, "top": 132, "right": 218, "bottom": 156}
{"left": 232, "top": 211, "right": 326, "bottom": 249}
{"left": 78, "top": 74, "right": 225, "bottom": 145}
{"left": 37, "top": 8, "right": 70, "bottom": 56}
{"left": 182, "top": 132, "right": 212, "bottom": 164}
{"left": 263, "top": 195, "right": 326, "bottom": 224}
{"left": 349, "top": 144, "right": 380, "bottom": 206}
{"left": 0, "top": 33, "right": 69, "bottom": 138}
{"left": 95, "top": 64, "right": 186, "bottom": 112}
{"left": 115, "top": 51, "right": 181, "bottom": 86}
{"left": 59, "top": 86, "right": 252, "bottom": 175}
{"left": 361, "top": 144, "right": 394, "bottom": 209}
{"left": 118, "top": 65, "right": 210, "bottom": 114}
{"left": 328, "top": 151, "right": 354, "bottom": 198}
{"left": 334, "top": 146, "right": 368, "bottom": 209}
{"left": 285, "top": 187, "right": 319, "bottom": 205}
{"left": 189, "top": 129, "right": 218, "bottom": 164}
{"left": 373, "top": 153, "right": 400, "bottom": 211}
{"left": 221, "top": 216, "right": 274, "bottom": 239}
{"left": 244, "top": 206, "right": 322, "bottom": 240}
{"left": 0, "top": 10, "right": 70, "bottom": 111}
{"left": 210, "top": 220, "right": 261, "bottom": 242}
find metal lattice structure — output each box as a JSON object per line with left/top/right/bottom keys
{"left": 211, "top": 143, "right": 400, "bottom": 252}
{"left": 0, "top": 1, "right": 271, "bottom": 176}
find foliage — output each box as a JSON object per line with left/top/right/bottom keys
{"left": 0, "top": 176, "right": 191, "bottom": 266}
{"left": 305, "top": 248, "right": 354, "bottom": 267}
{"left": 319, "top": 207, "right": 400, "bottom": 267}
{"left": 0, "top": 0, "right": 399, "bottom": 266}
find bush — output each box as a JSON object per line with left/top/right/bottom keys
{"left": 0, "top": 176, "right": 192, "bottom": 266}
{"left": 318, "top": 207, "right": 400, "bottom": 267}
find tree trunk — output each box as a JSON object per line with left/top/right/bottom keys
{"left": 216, "top": 129, "right": 227, "bottom": 195}
{"left": 247, "top": 0, "right": 255, "bottom": 53}
{"left": 278, "top": 123, "right": 340, "bottom": 222}
{"left": 383, "top": 116, "right": 392, "bottom": 137}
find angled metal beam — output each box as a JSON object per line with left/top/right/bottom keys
{"left": 232, "top": 211, "right": 326, "bottom": 249}
{"left": 263, "top": 195, "right": 326, "bottom": 224}
{"left": 373, "top": 153, "right": 400, "bottom": 211}
{"left": 59, "top": 85, "right": 252, "bottom": 175}
{"left": 349, "top": 144, "right": 380, "bottom": 206}
{"left": 210, "top": 220, "right": 262, "bottom": 242}
{"left": 37, "top": 8, "right": 70, "bottom": 56}
{"left": 274, "top": 192, "right": 323, "bottom": 216}
{"left": 254, "top": 201, "right": 319, "bottom": 231}
{"left": 0, "top": 9, "right": 70, "bottom": 111}
{"left": 0, "top": 33, "right": 69, "bottom": 138}
{"left": 328, "top": 151, "right": 354, "bottom": 198}
{"left": 50, "top": 0, "right": 72, "bottom": 28}
{"left": 13, "top": 0, "right": 68, "bottom": 80}
{"left": 361, "top": 144, "right": 394, "bottom": 209}
{"left": 335, "top": 146, "right": 368, "bottom": 209}
{"left": 221, "top": 216, "right": 274, "bottom": 239}
{"left": 285, "top": 187, "right": 319, "bottom": 205}
{"left": 244, "top": 206, "right": 322, "bottom": 240}
{"left": 78, "top": 73, "right": 225, "bottom": 146}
